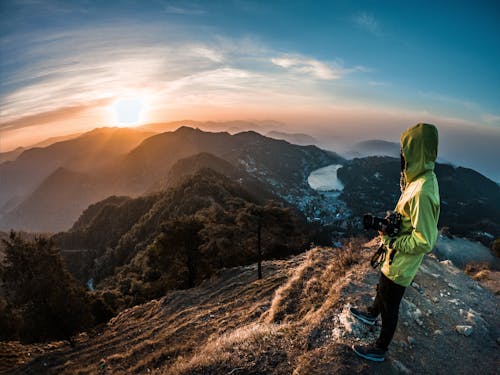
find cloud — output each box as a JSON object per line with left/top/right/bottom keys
{"left": 354, "top": 12, "right": 380, "bottom": 34}
{"left": 271, "top": 55, "right": 363, "bottom": 80}
{"left": 481, "top": 113, "right": 500, "bottom": 125}
{"left": 0, "top": 100, "right": 109, "bottom": 132}
{"left": 164, "top": 3, "right": 205, "bottom": 15}
{"left": 189, "top": 45, "right": 225, "bottom": 62}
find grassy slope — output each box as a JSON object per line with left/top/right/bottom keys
{"left": 2, "top": 240, "right": 499, "bottom": 375}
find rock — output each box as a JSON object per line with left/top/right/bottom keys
{"left": 434, "top": 329, "right": 443, "bottom": 335}
{"left": 408, "top": 336, "right": 417, "bottom": 345}
{"left": 392, "top": 359, "right": 412, "bottom": 374}
{"left": 411, "top": 282, "right": 424, "bottom": 294}
{"left": 413, "top": 308, "right": 423, "bottom": 320}
{"left": 455, "top": 325, "right": 473, "bottom": 336}
{"left": 448, "top": 282, "right": 459, "bottom": 290}
{"left": 440, "top": 259, "right": 453, "bottom": 267}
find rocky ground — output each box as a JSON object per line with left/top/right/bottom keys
{"left": 1, "top": 239, "right": 498, "bottom": 374}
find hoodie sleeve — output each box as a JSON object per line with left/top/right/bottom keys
{"left": 384, "top": 190, "right": 439, "bottom": 255}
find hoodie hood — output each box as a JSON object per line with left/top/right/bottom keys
{"left": 401, "top": 123, "right": 438, "bottom": 183}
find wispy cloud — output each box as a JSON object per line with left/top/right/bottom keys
{"left": 1, "top": 100, "right": 109, "bottom": 132}
{"left": 417, "top": 91, "right": 478, "bottom": 110}
{"left": 481, "top": 113, "right": 500, "bottom": 125}
{"left": 164, "top": 2, "right": 205, "bottom": 15}
{"left": 354, "top": 12, "right": 380, "bottom": 34}
{"left": 271, "top": 55, "right": 365, "bottom": 80}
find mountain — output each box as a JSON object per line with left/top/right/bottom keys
{"left": 139, "top": 119, "right": 284, "bottom": 135}
{"left": 0, "top": 127, "right": 154, "bottom": 219}
{"left": 4, "top": 242, "right": 498, "bottom": 374}
{"left": 0, "top": 147, "right": 25, "bottom": 164}
{"left": 0, "top": 167, "right": 107, "bottom": 233}
{"left": 345, "top": 139, "right": 400, "bottom": 159}
{"left": 31, "top": 132, "right": 83, "bottom": 148}
{"left": 338, "top": 156, "right": 500, "bottom": 241}
{"left": 266, "top": 131, "right": 318, "bottom": 145}
{"left": 0, "top": 133, "right": 84, "bottom": 164}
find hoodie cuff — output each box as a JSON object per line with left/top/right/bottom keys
{"left": 383, "top": 235, "right": 396, "bottom": 249}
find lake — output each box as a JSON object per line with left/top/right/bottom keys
{"left": 307, "top": 164, "right": 344, "bottom": 191}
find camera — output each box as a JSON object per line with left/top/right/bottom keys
{"left": 363, "top": 211, "right": 402, "bottom": 236}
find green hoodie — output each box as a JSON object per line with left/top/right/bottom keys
{"left": 381, "top": 123, "right": 440, "bottom": 287}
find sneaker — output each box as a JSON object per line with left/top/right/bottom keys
{"left": 352, "top": 344, "right": 386, "bottom": 362}
{"left": 350, "top": 307, "right": 377, "bottom": 326}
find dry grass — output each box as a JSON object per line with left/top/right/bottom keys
{"left": 167, "top": 323, "right": 287, "bottom": 374}
{"left": 266, "top": 243, "right": 359, "bottom": 325}
{"left": 464, "top": 261, "right": 500, "bottom": 295}
{"left": 6, "top": 242, "right": 366, "bottom": 375}
{"left": 165, "top": 242, "right": 363, "bottom": 374}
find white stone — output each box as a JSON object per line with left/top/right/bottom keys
{"left": 455, "top": 325, "right": 473, "bottom": 336}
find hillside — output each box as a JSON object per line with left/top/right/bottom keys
{"left": 2, "top": 241, "right": 498, "bottom": 374}
{"left": 53, "top": 168, "right": 308, "bottom": 300}
{"left": 0, "top": 168, "right": 107, "bottom": 233}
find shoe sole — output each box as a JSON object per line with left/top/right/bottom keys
{"left": 350, "top": 312, "right": 376, "bottom": 326}
{"left": 352, "top": 345, "right": 385, "bottom": 362}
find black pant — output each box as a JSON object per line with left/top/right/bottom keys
{"left": 367, "top": 272, "right": 406, "bottom": 350}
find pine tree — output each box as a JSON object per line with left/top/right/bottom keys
{"left": 1, "top": 232, "right": 92, "bottom": 344}
{"left": 237, "top": 201, "right": 298, "bottom": 279}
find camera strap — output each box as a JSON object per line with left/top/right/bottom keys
{"left": 370, "top": 245, "right": 386, "bottom": 269}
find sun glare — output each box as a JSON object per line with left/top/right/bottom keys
{"left": 112, "top": 97, "right": 145, "bottom": 127}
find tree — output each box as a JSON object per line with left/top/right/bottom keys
{"left": 237, "top": 201, "right": 298, "bottom": 279}
{"left": 1, "top": 232, "right": 92, "bottom": 344}
{"left": 159, "top": 216, "right": 203, "bottom": 288}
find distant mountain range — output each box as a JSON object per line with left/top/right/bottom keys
{"left": 266, "top": 131, "right": 318, "bottom": 146}
{"left": 0, "top": 133, "right": 82, "bottom": 164}
{"left": 1, "top": 125, "right": 499, "bottom": 242}
{"left": 343, "top": 139, "right": 400, "bottom": 159}
{"left": 0, "top": 126, "right": 340, "bottom": 232}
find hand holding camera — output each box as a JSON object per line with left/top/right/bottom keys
{"left": 363, "top": 211, "right": 402, "bottom": 237}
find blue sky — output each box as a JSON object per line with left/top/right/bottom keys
{"left": 1, "top": 0, "right": 499, "bottom": 180}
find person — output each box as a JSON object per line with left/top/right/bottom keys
{"left": 351, "top": 123, "right": 441, "bottom": 362}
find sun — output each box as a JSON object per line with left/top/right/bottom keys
{"left": 112, "top": 97, "right": 145, "bottom": 127}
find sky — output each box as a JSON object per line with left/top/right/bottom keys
{"left": 0, "top": 0, "right": 499, "bottom": 180}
